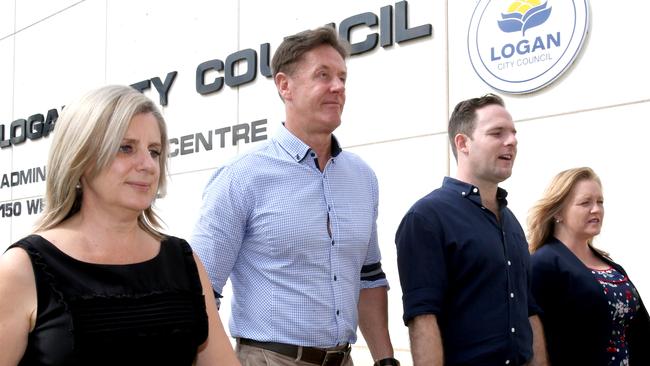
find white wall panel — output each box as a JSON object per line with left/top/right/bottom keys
{"left": 0, "top": 209, "right": 10, "bottom": 249}
{"left": 0, "top": 37, "right": 14, "bottom": 203}
{"left": 0, "top": 0, "right": 15, "bottom": 39}
{"left": 15, "top": 0, "right": 81, "bottom": 31}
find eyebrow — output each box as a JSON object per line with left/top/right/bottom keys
{"left": 315, "top": 64, "right": 347, "bottom": 76}
{"left": 122, "top": 138, "right": 162, "bottom": 147}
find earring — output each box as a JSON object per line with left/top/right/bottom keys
{"left": 76, "top": 181, "right": 82, "bottom": 190}
{"left": 555, "top": 218, "right": 561, "bottom": 223}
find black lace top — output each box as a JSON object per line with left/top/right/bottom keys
{"left": 10, "top": 234, "right": 208, "bottom": 366}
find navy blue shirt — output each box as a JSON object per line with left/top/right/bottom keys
{"left": 396, "top": 177, "right": 539, "bottom": 366}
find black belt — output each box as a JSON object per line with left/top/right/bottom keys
{"left": 239, "top": 338, "right": 350, "bottom": 366}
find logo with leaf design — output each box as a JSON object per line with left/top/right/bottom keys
{"left": 498, "top": 0, "right": 553, "bottom": 36}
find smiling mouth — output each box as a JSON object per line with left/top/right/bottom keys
{"left": 498, "top": 154, "right": 513, "bottom": 161}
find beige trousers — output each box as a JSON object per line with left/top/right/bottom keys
{"left": 236, "top": 342, "right": 354, "bottom": 366}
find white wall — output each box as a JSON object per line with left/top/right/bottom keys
{"left": 1, "top": 1, "right": 649, "bottom": 364}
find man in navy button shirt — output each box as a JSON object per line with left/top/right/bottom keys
{"left": 191, "top": 27, "right": 398, "bottom": 366}
{"left": 395, "top": 94, "right": 548, "bottom": 366}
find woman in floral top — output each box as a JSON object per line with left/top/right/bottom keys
{"left": 527, "top": 167, "right": 650, "bottom": 365}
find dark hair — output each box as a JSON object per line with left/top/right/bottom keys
{"left": 271, "top": 26, "right": 350, "bottom": 78}
{"left": 448, "top": 93, "right": 505, "bottom": 160}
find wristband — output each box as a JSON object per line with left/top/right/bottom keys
{"left": 374, "top": 357, "right": 400, "bottom": 366}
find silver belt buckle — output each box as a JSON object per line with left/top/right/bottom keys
{"left": 320, "top": 345, "right": 349, "bottom": 366}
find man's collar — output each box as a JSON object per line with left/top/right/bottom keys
{"left": 275, "top": 124, "right": 342, "bottom": 162}
{"left": 443, "top": 176, "right": 509, "bottom": 205}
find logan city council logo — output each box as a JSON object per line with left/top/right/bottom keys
{"left": 468, "top": 0, "right": 589, "bottom": 94}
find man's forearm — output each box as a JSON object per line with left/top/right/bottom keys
{"left": 526, "top": 315, "right": 549, "bottom": 366}
{"left": 358, "top": 287, "right": 394, "bottom": 361}
{"left": 408, "top": 314, "right": 443, "bottom": 366}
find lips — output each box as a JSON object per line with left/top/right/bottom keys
{"left": 126, "top": 181, "right": 152, "bottom": 191}
{"left": 498, "top": 153, "right": 514, "bottom": 161}
{"left": 323, "top": 101, "right": 342, "bottom": 108}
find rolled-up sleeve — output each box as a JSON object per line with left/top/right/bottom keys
{"left": 395, "top": 210, "right": 448, "bottom": 325}
{"left": 360, "top": 170, "right": 388, "bottom": 289}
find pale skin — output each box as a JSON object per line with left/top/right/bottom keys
{"left": 408, "top": 103, "right": 548, "bottom": 365}
{"left": 274, "top": 44, "right": 394, "bottom": 361}
{"left": 0, "top": 112, "right": 240, "bottom": 366}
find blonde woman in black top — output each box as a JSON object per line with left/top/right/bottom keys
{"left": 0, "top": 85, "right": 240, "bottom": 365}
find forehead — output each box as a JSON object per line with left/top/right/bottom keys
{"left": 571, "top": 179, "right": 603, "bottom": 196}
{"left": 296, "top": 44, "right": 346, "bottom": 72}
{"left": 124, "top": 112, "right": 162, "bottom": 142}
{"left": 474, "top": 104, "right": 513, "bottom": 130}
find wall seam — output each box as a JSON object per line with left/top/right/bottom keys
{"left": 0, "top": 0, "right": 86, "bottom": 41}
{"left": 444, "top": 0, "right": 450, "bottom": 177}
{"left": 515, "top": 99, "right": 650, "bottom": 124}
{"left": 104, "top": 0, "right": 108, "bottom": 83}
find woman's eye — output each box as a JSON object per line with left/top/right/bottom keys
{"left": 150, "top": 150, "right": 161, "bottom": 158}
{"left": 119, "top": 145, "right": 133, "bottom": 154}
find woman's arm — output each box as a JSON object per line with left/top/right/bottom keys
{"left": 0, "top": 248, "right": 36, "bottom": 366}
{"left": 193, "top": 253, "right": 241, "bottom": 366}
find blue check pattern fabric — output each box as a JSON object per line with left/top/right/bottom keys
{"left": 191, "top": 125, "right": 388, "bottom": 347}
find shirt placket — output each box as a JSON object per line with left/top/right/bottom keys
{"left": 322, "top": 160, "right": 344, "bottom": 345}
{"left": 482, "top": 202, "right": 519, "bottom": 365}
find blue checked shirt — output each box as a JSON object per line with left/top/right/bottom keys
{"left": 191, "top": 125, "right": 388, "bottom": 347}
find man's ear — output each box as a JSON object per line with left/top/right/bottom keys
{"left": 455, "top": 133, "right": 470, "bottom": 156}
{"left": 275, "top": 72, "right": 291, "bottom": 101}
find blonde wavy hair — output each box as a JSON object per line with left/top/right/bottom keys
{"left": 527, "top": 167, "right": 604, "bottom": 254}
{"left": 35, "top": 85, "right": 169, "bottom": 239}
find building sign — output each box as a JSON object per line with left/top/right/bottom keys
{"left": 468, "top": 0, "right": 589, "bottom": 93}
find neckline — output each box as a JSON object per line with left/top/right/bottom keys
{"left": 30, "top": 234, "right": 165, "bottom": 267}
{"left": 587, "top": 266, "right": 613, "bottom": 272}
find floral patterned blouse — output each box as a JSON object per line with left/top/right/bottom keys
{"left": 591, "top": 267, "right": 641, "bottom": 366}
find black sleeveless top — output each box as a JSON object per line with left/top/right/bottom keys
{"left": 10, "top": 234, "right": 208, "bottom": 366}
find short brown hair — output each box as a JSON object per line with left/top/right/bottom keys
{"left": 271, "top": 26, "right": 350, "bottom": 78}
{"left": 448, "top": 93, "right": 505, "bottom": 160}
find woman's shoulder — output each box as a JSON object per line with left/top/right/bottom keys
{"left": 531, "top": 240, "right": 564, "bottom": 262}
{"left": 160, "top": 235, "right": 194, "bottom": 258}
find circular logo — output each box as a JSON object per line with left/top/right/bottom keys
{"left": 468, "top": 0, "right": 589, "bottom": 94}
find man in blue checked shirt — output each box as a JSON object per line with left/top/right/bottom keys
{"left": 191, "top": 26, "right": 399, "bottom": 366}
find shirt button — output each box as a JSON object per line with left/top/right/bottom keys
{"left": 510, "top": 293, "right": 514, "bottom": 298}
{"left": 511, "top": 327, "right": 516, "bottom": 333}
{"left": 295, "top": 154, "right": 300, "bottom": 160}
{"left": 505, "top": 360, "right": 510, "bottom": 365}
{"left": 461, "top": 192, "right": 466, "bottom": 196}
{"left": 472, "top": 187, "right": 478, "bottom": 193}
{"left": 336, "top": 310, "right": 340, "bottom": 315}
{"left": 331, "top": 240, "right": 335, "bottom": 246}
{"left": 310, "top": 152, "right": 315, "bottom": 157}
{"left": 507, "top": 260, "right": 512, "bottom": 266}
{"left": 334, "top": 275, "right": 337, "bottom": 281}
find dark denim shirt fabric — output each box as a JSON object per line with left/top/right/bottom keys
{"left": 396, "top": 177, "right": 539, "bottom": 366}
